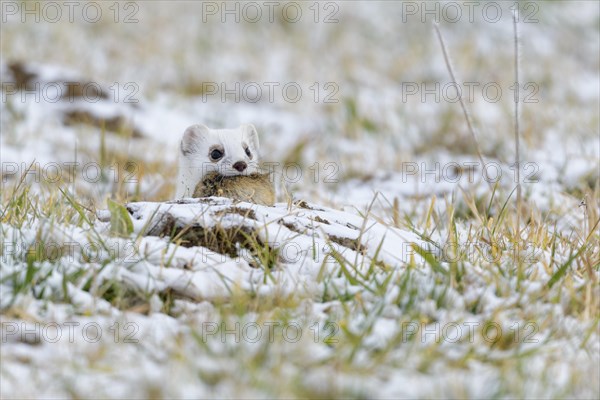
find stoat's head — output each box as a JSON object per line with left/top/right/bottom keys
{"left": 180, "top": 124, "right": 260, "bottom": 177}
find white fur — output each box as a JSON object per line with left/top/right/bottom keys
{"left": 175, "top": 124, "right": 260, "bottom": 198}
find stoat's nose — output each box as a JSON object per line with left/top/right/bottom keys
{"left": 233, "top": 161, "right": 247, "bottom": 172}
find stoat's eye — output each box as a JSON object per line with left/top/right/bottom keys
{"left": 245, "top": 147, "right": 252, "bottom": 159}
{"left": 210, "top": 149, "right": 224, "bottom": 161}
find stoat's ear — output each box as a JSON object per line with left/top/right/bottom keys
{"left": 181, "top": 124, "right": 209, "bottom": 155}
{"left": 241, "top": 124, "right": 259, "bottom": 151}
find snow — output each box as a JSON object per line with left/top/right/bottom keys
{"left": 1, "top": 1, "right": 599, "bottom": 398}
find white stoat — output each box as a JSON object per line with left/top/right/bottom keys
{"left": 175, "top": 124, "right": 261, "bottom": 198}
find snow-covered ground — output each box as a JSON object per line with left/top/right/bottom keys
{"left": 1, "top": 1, "right": 599, "bottom": 398}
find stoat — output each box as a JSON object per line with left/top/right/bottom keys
{"left": 175, "top": 124, "right": 274, "bottom": 205}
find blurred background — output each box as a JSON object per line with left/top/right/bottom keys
{"left": 1, "top": 2, "right": 599, "bottom": 398}
{"left": 1, "top": 1, "right": 598, "bottom": 216}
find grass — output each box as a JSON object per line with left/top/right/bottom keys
{"left": 1, "top": 151, "right": 598, "bottom": 397}
{"left": 1, "top": 2, "right": 599, "bottom": 398}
